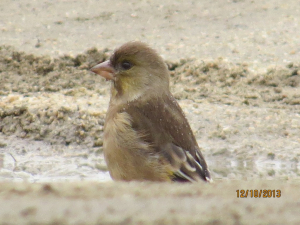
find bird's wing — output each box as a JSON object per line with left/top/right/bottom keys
{"left": 161, "top": 143, "right": 210, "bottom": 182}
{"left": 124, "top": 92, "right": 211, "bottom": 182}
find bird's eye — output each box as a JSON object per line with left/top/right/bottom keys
{"left": 121, "top": 61, "right": 132, "bottom": 70}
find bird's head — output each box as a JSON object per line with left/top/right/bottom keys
{"left": 91, "top": 41, "right": 169, "bottom": 102}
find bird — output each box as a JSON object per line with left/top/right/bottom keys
{"left": 90, "top": 41, "right": 211, "bottom": 182}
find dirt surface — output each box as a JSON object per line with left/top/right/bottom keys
{"left": 0, "top": 181, "right": 300, "bottom": 225}
{"left": 0, "top": 0, "right": 300, "bottom": 224}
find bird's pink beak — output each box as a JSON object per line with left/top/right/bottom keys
{"left": 90, "top": 60, "right": 116, "bottom": 81}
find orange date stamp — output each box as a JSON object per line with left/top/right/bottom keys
{"left": 236, "top": 189, "right": 281, "bottom": 198}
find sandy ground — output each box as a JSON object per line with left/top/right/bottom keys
{"left": 1, "top": 181, "right": 300, "bottom": 225}
{"left": 0, "top": 0, "right": 300, "bottom": 224}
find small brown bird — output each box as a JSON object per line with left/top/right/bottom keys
{"left": 91, "top": 41, "right": 211, "bottom": 182}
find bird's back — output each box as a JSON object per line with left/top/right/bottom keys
{"left": 118, "top": 92, "right": 211, "bottom": 182}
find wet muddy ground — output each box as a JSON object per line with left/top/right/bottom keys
{"left": 1, "top": 46, "right": 299, "bottom": 182}
{"left": 1, "top": 0, "right": 300, "bottom": 224}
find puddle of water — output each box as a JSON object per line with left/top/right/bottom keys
{"left": 0, "top": 134, "right": 111, "bottom": 182}
{"left": 1, "top": 134, "right": 299, "bottom": 182}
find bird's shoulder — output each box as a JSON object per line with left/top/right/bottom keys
{"left": 124, "top": 92, "right": 197, "bottom": 148}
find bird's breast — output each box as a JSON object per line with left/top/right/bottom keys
{"left": 103, "top": 109, "right": 171, "bottom": 181}
{"left": 103, "top": 111, "right": 147, "bottom": 179}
